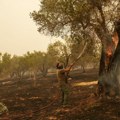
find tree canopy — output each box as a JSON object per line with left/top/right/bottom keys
{"left": 30, "top": 0, "right": 120, "bottom": 75}
{"left": 31, "top": 0, "right": 119, "bottom": 40}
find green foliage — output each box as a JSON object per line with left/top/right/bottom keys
{"left": 30, "top": 0, "right": 120, "bottom": 73}
{"left": 31, "top": 0, "right": 119, "bottom": 34}
{"left": 47, "top": 40, "right": 72, "bottom": 67}
{"left": 25, "top": 51, "right": 52, "bottom": 77}
{"left": 9, "top": 56, "right": 29, "bottom": 79}
{"left": 2, "top": 53, "right": 11, "bottom": 75}
{"left": 31, "top": 0, "right": 119, "bottom": 50}
{"left": 0, "top": 51, "right": 58, "bottom": 79}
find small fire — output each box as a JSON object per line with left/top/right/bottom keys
{"left": 105, "top": 32, "right": 119, "bottom": 66}
{"left": 112, "top": 32, "right": 119, "bottom": 47}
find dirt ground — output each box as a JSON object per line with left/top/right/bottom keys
{"left": 0, "top": 69, "right": 120, "bottom": 120}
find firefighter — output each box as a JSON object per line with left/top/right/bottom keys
{"left": 56, "top": 63, "right": 72, "bottom": 105}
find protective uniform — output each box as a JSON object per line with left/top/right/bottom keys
{"left": 57, "top": 69, "right": 69, "bottom": 105}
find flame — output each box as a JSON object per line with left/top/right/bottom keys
{"left": 105, "top": 32, "right": 119, "bottom": 66}
{"left": 105, "top": 43, "right": 113, "bottom": 65}
{"left": 112, "top": 32, "right": 118, "bottom": 47}
{"left": 106, "top": 45, "right": 112, "bottom": 57}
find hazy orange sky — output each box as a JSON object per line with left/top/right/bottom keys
{"left": 0, "top": 0, "right": 54, "bottom": 55}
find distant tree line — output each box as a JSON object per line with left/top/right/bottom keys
{"left": 0, "top": 37, "right": 100, "bottom": 80}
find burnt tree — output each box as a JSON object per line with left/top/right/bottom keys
{"left": 98, "top": 20, "right": 120, "bottom": 97}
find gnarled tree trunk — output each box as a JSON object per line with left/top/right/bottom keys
{"left": 98, "top": 21, "right": 120, "bottom": 97}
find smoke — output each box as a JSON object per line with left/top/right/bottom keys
{"left": 99, "top": 56, "right": 120, "bottom": 96}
